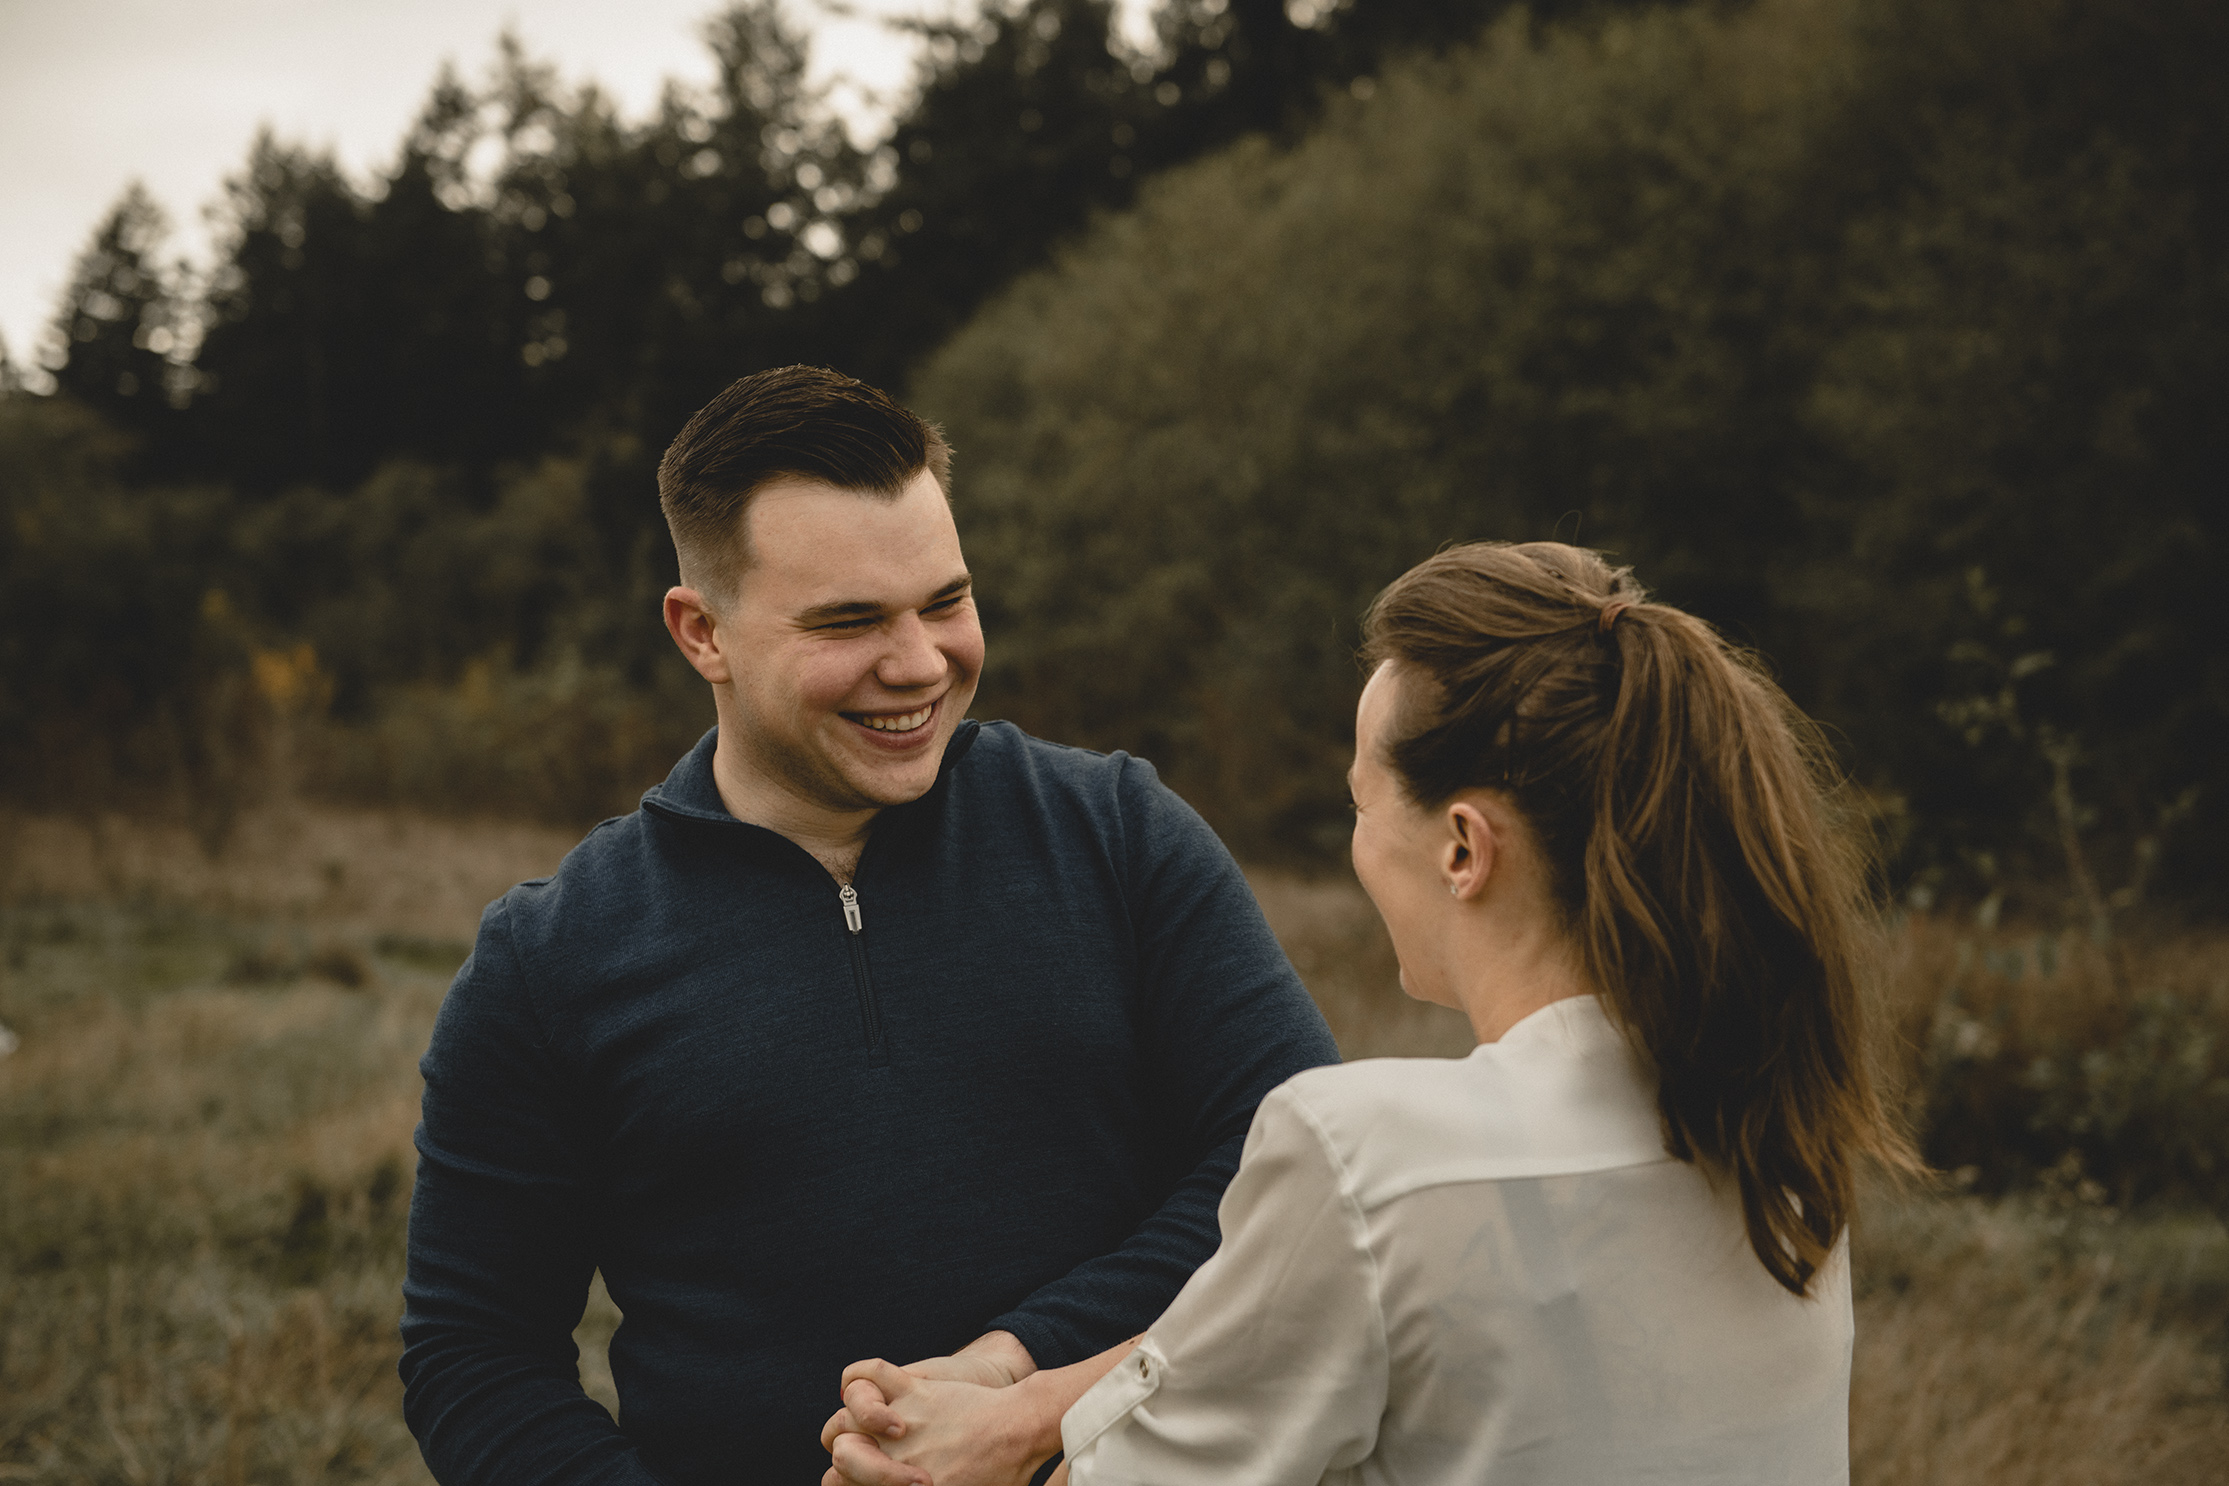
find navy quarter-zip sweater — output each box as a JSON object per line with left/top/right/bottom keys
{"left": 400, "top": 721, "right": 1340, "bottom": 1484}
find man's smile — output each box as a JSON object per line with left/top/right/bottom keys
{"left": 847, "top": 698, "right": 938, "bottom": 736}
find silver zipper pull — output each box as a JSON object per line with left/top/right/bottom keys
{"left": 839, "top": 884, "right": 862, "bottom": 933}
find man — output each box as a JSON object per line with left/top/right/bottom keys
{"left": 400, "top": 366, "right": 1338, "bottom": 1483}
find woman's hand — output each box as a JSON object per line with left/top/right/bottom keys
{"left": 818, "top": 1333, "right": 1139, "bottom": 1486}
{"left": 820, "top": 1358, "right": 1055, "bottom": 1486}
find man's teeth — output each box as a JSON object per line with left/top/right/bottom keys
{"left": 861, "top": 706, "right": 933, "bottom": 733}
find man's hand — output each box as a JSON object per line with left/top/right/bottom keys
{"left": 819, "top": 1332, "right": 1139, "bottom": 1486}
{"left": 821, "top": 1330, "right": 1033, "bottom": 1447}
{"left": 819, "top": 1331, "right": 1053, "bottom": 1486}
{"left": 821, "top": 1358, "right": 1054, "bottom": 1486}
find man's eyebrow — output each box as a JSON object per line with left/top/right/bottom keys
{"left": 792, "top": 573, "right": 972, "bottom": 628}
{"left": 792, "top": 599, "right": 882, "bottom": 626}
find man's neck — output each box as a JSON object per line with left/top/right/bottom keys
{"left": 709, "top": 736, "right": 876, "bottom": 884}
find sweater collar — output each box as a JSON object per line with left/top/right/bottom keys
{"left": 641, "top": 719, "right": 983, "bottom": 829}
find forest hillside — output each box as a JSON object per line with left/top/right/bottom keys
{"left": 3, "top": 0, "right": 2222, "bottom": 917}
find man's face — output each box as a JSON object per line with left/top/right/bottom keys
{"left": 714, "top": 470, "right": 983, "bottom": 820}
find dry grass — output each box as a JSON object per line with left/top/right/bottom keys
{"left": 1850, "top": 1193, "right": 2229, "bottom": 1484}
{"left": 0, "top": 902, "right": 439, "bottom": 1484}
{"left": 0, "top": 805, "right": 578, "bottom": 948}
{"left": 2, "top": 806, "right": 2225, "bottom": 1483}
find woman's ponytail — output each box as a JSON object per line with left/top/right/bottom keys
{"left": 1363, "top": 542, "right": 1916, "bottom": 1295}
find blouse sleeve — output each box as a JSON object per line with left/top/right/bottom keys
{"left": 1062, "top": 1082, "right": 1388, "bottom": 1484}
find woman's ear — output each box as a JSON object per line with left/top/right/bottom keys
{"left": 1442, "top": 798, "right": 1497, "bottom": 901}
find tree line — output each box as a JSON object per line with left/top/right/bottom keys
{"left": 19, "top": 0, "right": 1529, "bottom": 493}
{"left": 3, "top": 0, "right": 2223, "bottom": 918}
{"left": 4, "top": 0, "right": 1525, "bottom": 831}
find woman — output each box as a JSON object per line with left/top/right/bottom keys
{"left": 827, "top": 541, "right": 1913, "bottom": 1485}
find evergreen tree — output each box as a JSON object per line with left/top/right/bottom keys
{"left": 455, "top": 4, "right": 846, "bottom": 569}
{"left": 48, "top": 183, "right": 186, "bottom": 454}
{"left": 0, "top": 331, "right": 25, "bottom": 397}
{"left": 357, "top": 65, "right": 527, "bottom": 470}
{"left": 190, "top": 136, "right": 379, "bottom": 493}
{"left": 1141, "top": 0, "right": 1608, "bottom": 163}
{"left": 1145, "top": 0, "right": 1323, "bottom": 148}
{"left": 580, "top": 1, "right": 847, "bottom": 441}
{"left": 829, "top": 0, "right": 1159, "bottom": 387}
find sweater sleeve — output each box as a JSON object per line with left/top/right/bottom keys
{"left": 1061, "top": 1084, "right": 1389, "bottom": 1482}
{"left": 400, "top": 895, "right": 667, "bottom": 1486}
{"left": 985, "top": 757, "right": 1342, "bottom": 1368}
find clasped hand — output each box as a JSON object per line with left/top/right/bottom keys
{"left": 819, "top": 1348, "right": 1053, "bottom": 1486}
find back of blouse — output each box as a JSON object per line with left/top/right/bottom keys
{"left": 1063, "top": 994, "right": 1852, "bottom": 1485}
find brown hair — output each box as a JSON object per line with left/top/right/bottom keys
{"left": 1361, "top": 540, "right": 1917, "bottom": 1295}
{"left": 657, "top": 365, "right": 952, "bottom": 606}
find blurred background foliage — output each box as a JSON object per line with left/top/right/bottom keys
{"left": 2, "top": 0, "right": 2223, "bottom": 916}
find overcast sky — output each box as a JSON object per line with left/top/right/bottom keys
{"left": 0, "top": 0, "right": 1153, "bottom": 369}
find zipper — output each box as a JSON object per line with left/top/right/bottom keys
{"left": 838, "top": 884, "right": 888, "bottom": 1066}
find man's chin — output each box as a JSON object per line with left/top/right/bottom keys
{"left": 829, "top": 743, "right": 949, "bottom": 811}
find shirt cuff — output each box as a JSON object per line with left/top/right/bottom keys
{"left": 1060, "top": 1336, "right": 1165, "bottom": 1463}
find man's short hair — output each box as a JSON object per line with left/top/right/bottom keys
{"left": 658, "top": 365, "right": 952, "bottom": 607}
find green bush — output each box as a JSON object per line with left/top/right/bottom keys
{"left": 0, "top": 401, "right": 699, "bottom": 832}
{"left": 304, "top": 649, "right": 712, "bottom": 826}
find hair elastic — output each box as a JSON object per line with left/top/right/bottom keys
{"left": 1598, "top": 599, "right": 1636, "bottom": 633}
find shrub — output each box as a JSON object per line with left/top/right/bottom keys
{"left": 1886, "top": 918, "right": 2229, "bottom": 1214}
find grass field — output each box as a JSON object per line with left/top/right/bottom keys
{"left": 2, "top": 805, "right": 2224, "bottom": 1483}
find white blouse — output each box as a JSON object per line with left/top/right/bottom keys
{"left": 1062, "top": 995, "right": 1852, "bottom": 1485}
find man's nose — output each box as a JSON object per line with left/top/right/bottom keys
{"left": 876, "top": 612, "right": 948, "bottom": 688}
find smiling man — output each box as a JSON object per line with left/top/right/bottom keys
{"left": 397, "top": 366, "right": 1338, "bottom": 1485}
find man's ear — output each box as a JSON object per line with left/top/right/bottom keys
{"left": 1442, "top": 798, "right": 1497, "bottom": 902}
{"left": 664, "top": 587, "right": 732, "bottom": 684}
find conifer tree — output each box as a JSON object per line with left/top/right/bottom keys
{"left": 191, "top": 135, "right": 375, "bottom": 493}
{"left": 829, "top": 0, "right": 1158, "bottom": 387}
{"left": 48, "top": 183, "right": 184, "bottom": 450}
